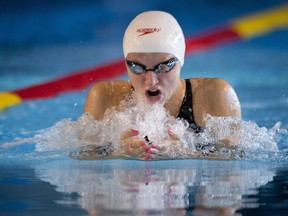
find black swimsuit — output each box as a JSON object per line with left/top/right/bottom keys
{"left": 177, "top": 79, "right": 203, "bottom": 133}
{"left": 130, "top": 79, "right": 202, "bottom": 133}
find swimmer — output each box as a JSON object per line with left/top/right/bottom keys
{"left": 83, "top": 11, "right": 241, "bottom": 160}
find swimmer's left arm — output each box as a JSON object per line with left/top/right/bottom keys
{"left": 204, "top": 78, "right": 241, "bottom": 119}
{"left": 204, "top": 78, "right": 241, "bottom": 147}
{"left": 148, "top": 129, "right": 237, "bottom": 160}
{"left": 147, "top": 129, "right": 196, "bottom": 159}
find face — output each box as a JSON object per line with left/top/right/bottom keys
{"left": 126, "top": 53, "right": 182, "bottom": 105}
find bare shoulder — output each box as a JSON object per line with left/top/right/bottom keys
{"left": 203, "top": 77, "right": 233, "bottom": 92}
{"left": 84, "top": 80, "right": 131, "bottom": 120}
{"left": 189, "top": 78, "right": 241, "bottom": 123}
{"left": 86, "top": 80, "right": 131, "bottom": 105}
{"left": 89, "top": 80, "right": 131, "bottom": 92}
{"left": 204, "top": 78, "right": 241, "bottom": 117}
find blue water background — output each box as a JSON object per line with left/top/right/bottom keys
{"left": 0, "top": 0, "right": 288, "bottom": 215}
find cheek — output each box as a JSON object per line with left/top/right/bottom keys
{"left": 162, "top": 71, "right": 180, "bottom": 89}
{"left": 129, "top": 73, "right": 144, "bottom": 89}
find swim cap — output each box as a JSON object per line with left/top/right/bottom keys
{"left": 123, "top": 11, "right": 186, "bottom": 66}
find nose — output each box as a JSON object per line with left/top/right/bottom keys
{"left": 144, "top": 71, "right": 159, "bottom": 87}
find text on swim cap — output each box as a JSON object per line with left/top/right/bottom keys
{"left": 136, "top": 28, "right": 161, "bottom": 37}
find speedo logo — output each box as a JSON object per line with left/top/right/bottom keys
{"left": 136, "top": 28, "right": 161, "bottom": 36}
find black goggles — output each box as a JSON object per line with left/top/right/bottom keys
{"left": 126, "top": 57, "right": 178, "bottom": 74}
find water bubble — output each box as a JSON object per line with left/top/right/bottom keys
{"left": 2, "top": 101, "right": 287, "bottom": 161}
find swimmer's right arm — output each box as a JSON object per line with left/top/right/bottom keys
{"left": 74, "top": 82, "right": 111, "bottom": 147}
{"left": 84, "top": 82, "right": 111, "bottom": 120}
{"left": 84, "top": 80, "right": 132, "bottom": 120}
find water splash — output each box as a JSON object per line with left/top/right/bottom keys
{"left": 1, "top": 102, "right": 287, "bottom": 161}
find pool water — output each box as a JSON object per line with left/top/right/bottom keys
{"left": 1, "top": 0, "right": 288, "bottom": 215}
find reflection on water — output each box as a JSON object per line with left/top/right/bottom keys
{"left": 34, "top": 159, "right": 275, "bottom": 215}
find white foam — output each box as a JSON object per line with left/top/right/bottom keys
{"left": 2, "top": 101, "right": 287, "bottom": 161}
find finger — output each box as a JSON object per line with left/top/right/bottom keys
{"left": 123, "top": 140, "right": 149, "bottom": 156}
{"left": 143, "top": 152, "right": 155, "bottom": 160}
{"left": 150, "top": 142, "right": 167, "bottom": 151}
{"left": 148, "top": 147, "right": 158, "bottom": 154}
{"left": 120, "top": 133, "right": 141, "bottom": 150}
{"left": 120, "top": 128, "right": 139, "bottom": 140}
{"left": 149, "top": 147, "right": 168, "bottom": 158}
{"left": 168, "top": 128, "right": 180, "bottom": 141}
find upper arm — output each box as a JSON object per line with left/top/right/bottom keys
{"left": 204, "top": 78, "right": 241, "bottom": 118}
{"left": 84, "top": 80, "right": 131, "bottom": 120}
{"left": 84, "top": 82, "right": 110, "bottom": 120}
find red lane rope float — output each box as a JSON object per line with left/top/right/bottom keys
{"left": 13, "top": 59, "right": 126, "bottom": 100}
{"left": 0, "top": 26, "right": 241, "bottom": 110}
{"left": 1, "top": 3, "right": 288, "bottom": 110}
{"left": 13, "top": 26, "right": 241, "bottom": 100}
{"left": 185, "top": 25, "right": 240, "bottom": 53}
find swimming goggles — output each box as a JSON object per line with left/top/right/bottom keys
{"left": 126, "top": 57, "right": 178, "bottom": 74}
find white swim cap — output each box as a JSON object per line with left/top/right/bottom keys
{"left": 123, "top": 11, "right": 186, "bottom": 66}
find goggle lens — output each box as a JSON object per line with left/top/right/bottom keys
{"left": 126, "top": 57, "right": 178, "bottom": 74}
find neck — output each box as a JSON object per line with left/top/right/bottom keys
{"left": 164, "top": 78, "right": 185, "bottom": 118}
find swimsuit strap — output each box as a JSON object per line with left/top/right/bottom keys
{"left": 177, "top": 79, "right": 203, "bottom": 133}
{"left": 131, "top": 80, "right": 202, "bottom": 132}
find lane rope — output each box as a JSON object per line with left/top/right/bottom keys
{"left": 1, "top": 3, "right": 287, "bottom": 110}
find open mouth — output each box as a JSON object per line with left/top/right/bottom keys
{"left": 147, "top": 90, "right": 160, "bottom": 97}
{"left": 145, "top": 89, "right": 162, "bottom": 103}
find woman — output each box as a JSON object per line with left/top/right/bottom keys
{"left": 83, "top": 11, "right": 241, "bottom": 160}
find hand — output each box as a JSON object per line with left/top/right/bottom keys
{"left": 120, "top": 129, "right": 151, "bottom": 160}
{"left": 149, "top": 128, "right": 191, "bottom": 159}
